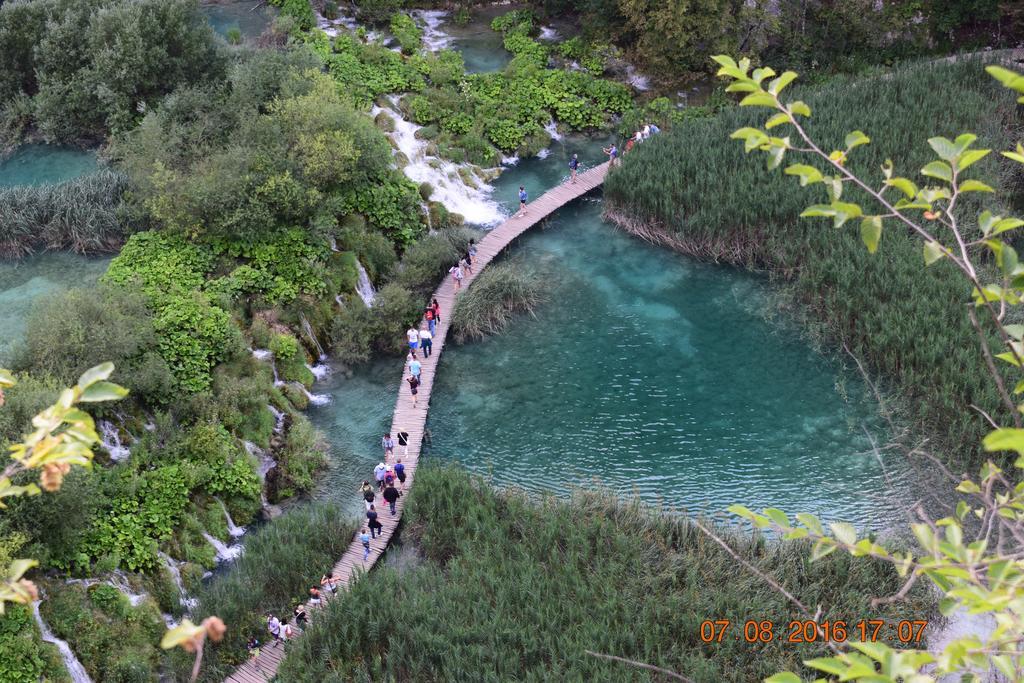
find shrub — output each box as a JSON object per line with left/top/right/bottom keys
{"left": 270, "top": 416, "right": 327, "bottom": 500}
{"left": 0, "top": 604, "right": 56, "bottom": 683}
{"left": 186, "top": 502, "right": 358, "bottom": 681}
{"left": 225, "top": 26, "right": 242, "bottom": 45}
{"left": 450, "top": 261, "right": 546, "bottom": 343}
{"left": 390, "top": 12, "right": 422, "bottom": 55}
{"left": 393, "top": 233, "right": 459, "bottom": 297}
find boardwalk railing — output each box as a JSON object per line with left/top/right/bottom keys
{"left": 225, "top": 161, "right": 609, "bottom": 682}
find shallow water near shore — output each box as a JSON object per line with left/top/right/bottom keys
{"left": 0, "top": 145, "right": 97, "bottom": 187}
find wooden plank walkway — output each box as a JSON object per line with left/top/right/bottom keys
{"left": 225, "top": 161, "right": 609, "bottom": 682}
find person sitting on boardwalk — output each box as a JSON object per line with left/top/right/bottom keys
{"left": 568, "top": 153, "right": 579, "bottom": 184}
{"left": 381, "top": 433, "right": 395, "bottom": 459}
{"left": 383, "top": 481, "right": 402, "bottom": 514}
{"left": 395, "top": 458, "right": 407, "bottom": 489}
{"left": 407, "top": 374, "right": 421, "bottom": 408}
{"left": 517, "top": 186, "right": 528, "bottom": 217}
{"left": 360, "top": 527, "right": 371, "bottom": 560}
{"left": 374, "top": 461, "right": 387, "bottom": 490}
{"left": 406, "top": 326, "right": 419, "bottom": 357}
{"left": 367, "top": 504, "right": 383, "bottom": 537}
{"left": 449, "top": 263, "right": 463, "bottom": 291}
{"left": 603, "top": 143, "right": 618, "bottom": 166}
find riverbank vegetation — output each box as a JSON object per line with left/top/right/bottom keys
{"left": 450, "top": 260, "right": 546, "bottom": 342}
{"left": 277, "top": 465, "right": 928, "bottom": 681}
{"left": 605, "top": 57, "right": 1023, "bottom": 471}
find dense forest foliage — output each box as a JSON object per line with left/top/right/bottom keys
{"left": 605, "top": 57, "right": 1024, "bottom": 471}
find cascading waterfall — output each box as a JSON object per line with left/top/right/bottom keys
{"left": 300, "top": 314, "right": 327, "bottom": 360}
{"left": 372, "top": 101, "right": 505, "bottom": 226}
{"left": 544, "top": 119, "right": 563, "bottom": 142}
{"left": 244, "top": 439, "right": 276, "bottom": 510}
{"left": 216, "top": 498, "right": 246, "bottom": 538}
{"left": 108, "top": 571, "right": 148, "bottom": 607}
{"left": 538, "top": 26, "right": 559, "bottom": 40}
{"left": 297, "top": 382, "right": 331, "bottom": 406}
{"left": 626, "top": 64, "right": 651, "bottom": 91}
{"left": 32, "top": 601, "right": 93, "bottom": 683}
{"left": 355, "top": 260, "right": 376, "bottom": 307}
{"left": 98, "top": 420, "right": 130, "bottom": 462}
{"left": 159, "top": 552, "right": 197, "bottom": 614}
{"left": 267, "top": 404, "right": 286, "bottom": 434}
{"left": 410, "top": 9, "right": 452, "bottom": 50}
{"left": 307, "top": 362, "right": 331, "bottom": 381}
{"left": 253, "top": 348, "right": 283, "bottom": 386}
{"left": 202, "top": 532, "right": 244, "bottom": 563}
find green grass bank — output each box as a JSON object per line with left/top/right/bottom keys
{"left": 604, "top": 57, "right": 1024, "bottom": 472}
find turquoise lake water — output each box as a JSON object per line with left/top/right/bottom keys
{"left": 0, "top": 254, "right": 111, "bottom": 364}
{"left": 201, "top": 0, "right": 273, "bottom": 39}
{"left": 308, "top": 140, "right": 916, "bottom": 529}
{"left": 0, "top": 145, "right": 97, "bottom": 187}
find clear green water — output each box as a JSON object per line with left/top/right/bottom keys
{"left": 0, "top": 254, "right": 110, "bottom": 364}
{"left": 309, "top": 140, "right": 915, "bottom": 529}
{"left": 201, "top": 0, "right": 273, "bottom": 39}
{"left": 443, "top": 10, "right": 512, "bottom": 74}
{"left": 0, "top": 145, "right": 97, "bottom": 188}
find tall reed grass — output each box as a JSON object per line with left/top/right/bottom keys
{"left": 183, "top": 502, "right": 358, "bottom": 681}
{"left": 604, "top": 58, "right": 1024, "bottom": 470}
{"left": 450, "top": 261, "right": 546, "bottom": 343}
{"left": 278, "top": 465, "right": 928, "bottom": 682}
{"left": 0, "top": 170, "right": 130, "bottom": 258}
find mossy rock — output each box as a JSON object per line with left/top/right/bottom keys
{"left": 425, "top": 142, "right": 439, "bottom": 157}
{"left": 180, "top": 562, "right": 207, "bottom": 593}
{"left": 394, "top": 151, "right": 410, "bottom": 168}
{"left": 419, "top": 182, "right": 434, "bottom": 201}
{"left": 457, "top": 166, "right": 480, "bottom": 189}
{"left": 374, "top": 111, "right": 395, "bottom": 132}
{"left": 283, "top": 382, "right": 310, "bottom": 411}
{"left": 414, "top": 124, "right": 440, "bottom": 141}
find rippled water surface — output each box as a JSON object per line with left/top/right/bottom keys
{"left": 310, "top": 141, "right": 915, "bottom": 529}
{"left": 201, "top": 0, "right": 273, "bottom": 39}
{"left": 0, "top": 145, "right": 97, "bottom": 187}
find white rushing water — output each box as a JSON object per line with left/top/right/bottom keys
{"left": 108, "top": 571, "right": 148, "bottom": 607}
{"left": 217, "top": 498, "right": 246, "bottom": 538}
{"left": 159, "top": 551, "right": 198, "bottom": 614}
{"left": 300, "top": 314, "right": 326, "bottom": 360}
{"left": 306, "top": 362, "right": 331, "bottom": 381}
{"left": 267, "top": 404, "right": 286, "bottom": 434}
{"left": 202, "top": 532, "right": 244, "bottom": 563}
{"left": 298, "top": 383, "right": 331, "bottom": 406}
{"left": 32, "top": 601, "right": 93, "bottom": 683}
{"left": 315, "top": 6, "right": 358, "bottom": 37}
{"left": 411, "top": 9, "right": 452, "bottom": 50}
{"left": 355, "top": 260, "right": 377, "bottom": 307}
{"left": 626, "top": 64, "right": 651, "bottom": 91}
{"left": 544, "top": 119, "right": 563, "bottom": 142}
{"left": 253, "top": 348, "right": 284, "bottom": 386}
{"left": 538, "top": 26, "right": 559, "bottom": 41}
{"left": 536, "top": 148, "right": 550, "bottom": 159}
{"left": 373, "top": 100, "right": 505, "bottom": 226}
{"left": 98, "top": 420, "right": 130, "bottom": 462}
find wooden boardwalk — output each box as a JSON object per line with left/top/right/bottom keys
{"left": 225, "top": 161, "right": 609, "bottom": 682}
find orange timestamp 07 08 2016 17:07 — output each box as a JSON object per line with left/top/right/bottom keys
{"left": 699, "top": 619, "right": 929, "bottom": 645}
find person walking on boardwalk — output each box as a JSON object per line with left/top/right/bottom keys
{"left": 267, "top": 613, "right": 282, "bottom": 643}
{"left": 468, "top": 239, "right": 478, "bottom": 265}
{"left": 360, "top": 527, "right": 371, "bottom": 560}
{"left": 461, "top": 253, "right": 472, "bottom": 276}
{"left": 382, "top": 433, "right": 395, "bottom": 459}
{"left": 383, "top": 481, "right": 401, "bottom": 514}
{"left": 294, "top": 603, "right": 308, "bottom": 626}
{"left": 398, "top": 429, "right": 410, "bottom": 455}
{"left": 449, "top": 263, "right": 463, "bottom": 291}
{"left": 568, "top": 153, "right": 579, "bottom": 184}
{"left": 431, "top": 297, "right": 441, "bottom": 323}
{"left": 419, "top": 324, "right": 433, "bottom": 358}
{"left": 359, "top": 480, "right": 375, "bottom": 509}
{"left": 374, "top": 461, "right": 388, "bottom": 490}
{"left": 367, "top": 504, "right": 383, "bottom": 537}
{"left": 425, "top": 304, "right": 436, "bottom": 335}
{"left": 395, "top": 458, "right": 407, "bottom": 489}
{"left": 321, "top": 574, "right": 339, "bottom": 596}
{"left": 409, "top": 355, "right": 422, "bottom": 383}
{"left": 603, "top": 143, "right": 618, "bottom": 166}
{"left": 517, "top": 186, "right": 528, "bottom": 217}
{"left": 407, "top": 373, "right": 421, "bottom": 407}
{"left": 406, "top": 326, "right": 420, "bottom": 357}
{"left": 309, "top": 585, "right": 322, "bottom": 606}
{"left": 625, "top": 136, "right": 635, "bottom": 154}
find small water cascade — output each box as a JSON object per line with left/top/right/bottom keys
{"left": 267, "top": 404, "right": 286, "bottom": 434}
{"left": 626, "top": 64, "right": 651, "bottom": 91}
{"left": 355, "top": 260, "right": 377, "bottom": 307}
{"left": 300, "top": 314, "right": 327, "bottom": 360}
{"left": 335, "top": 294, "right": 345, "bottom": 308}
{"left": 217, "top": 498, "right": 246, "bottom": 539}
{"left": 538, "top": 26, "right": 559, "bottom": 41}
{"left": 253, "top": 348, "right": 283, "bottom": 386}
{"left": 372, "top": 101, "right": 505, "bottom": 226}
{"left": 159, "top": 552, "right": 197, "bottom": 613}
{"left": 108, "top": 571, "right": 148, "bottom": 607}
{"left": 202, "top": 532, "right": 244, "bottom": 564}
{"left": 315, "top": 6, "right": 358, "bottom": 36}
{"left": 98, "top": 420, "right": 130, "bottom": 462}
{"left": 307, "top": 363, "right": 331, "bottom": 381}
{"left": 544, "top": 119, "right": 563, "bottom": 142}
{"left": 297, "top": 382, "right": 331, "bottom": 406}
{"left": 536, "top": 148, "right": 551, "bottom": 159}
{"left": 328, "top": 235, "right": 339, "bottom": 252}
{"left": 32, "top": 601, "right": 93, "bottom": 683}
{"left": 411, "top": 9, "right": 452, "bottom": 51}
{"left": 500, "top": 153, "right": 520, "bottom": 167}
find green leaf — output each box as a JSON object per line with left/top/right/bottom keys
{"left": 77, "top": 362, "right": 115, "bottom": 389}
{"left": 796, "top": 512, "right": 824, "bottom": 535}
{"left": 765, "top": 112, "right": 791, "bottom": 129}
{"left": 804, "top": 657, "right": 848, "bottom": 676}
{"left": 161, "top": 619, "right": 206, "bottom": 650}
{"left": 860, "top": 216, "right": 882, "bottom": 254}
{"left": 810, "top": 538, "right": 837, "bottom": 561}
{"left": 764, "top": 674, "right": 801, "bottom": 683}
{"left": 830, "top": 522, "right": 857, "bottom": 545}
{"left": 766, "top": 142, "right": 787, "bottom": 170}
{"left": 751, "top": 66, "right": 776, "bottom": 84}
{"left": 923, "top": 241, "right": 946, "bottom": 265}
{"left": 957, "top": 148, "right": 990, "bottom": 171}
{"left": 921, "top": 160, "right": 953, "bottom": 182}
{"left": 885, "top": 177, "right": 917, "bottom": 198}
{"left": 959, "top": 179, "right": 994, "bottom": 193}
{"left": 928, "top": 136, "right": 959, "bottom": 161}
{"left": 992, "top": 217, "right": 1024, "bottom": 236}
{"left": 788, "top": 101, "right": 811, "bottom": 117}
{"left": 844, "top": 130, "right": 870, "bottom": 150}
{"left": 764, "top": 508, "right": 790, "bottom": 528}
{"left": 986, "top": 65, "right": 1024, "bottom": 96}
{"left": 767, "top": 71, "right": 797, "bottom": 95}
{"left": 983, "top": 428, "right": 1024, "bottom": 455}
{"left": 739, "top": 92, "right": 777, "bottom": 108}
{"left": 78, "top": 381, "right": 129, "bottom": 403}
{"left": 0, "top": 369, "right": 13, "bottom": 389}
{"left": 784, "top": 164, "right": 822, "bottom": 186}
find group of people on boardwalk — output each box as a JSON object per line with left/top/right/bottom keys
{"left": 448, "top": 239, "right": 477, "bottom": 291}
{"left": 259, "top": 575, "right": 340, "bottom": 654}
{"left": 603, "top": 122, "right": 660, "bottom": 167}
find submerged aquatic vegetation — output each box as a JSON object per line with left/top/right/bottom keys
{"left": 605, "top": 57, "right": 1023, "bottom": 470}
{"left": 278, "top": 465, "right": 928, "bottom": 682}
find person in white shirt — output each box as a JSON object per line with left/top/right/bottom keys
{"left": 419, "top": 325, "right": 433, "bottom": 358}
{"left": 406, "top": 327, "right": 419, "bottom": 357}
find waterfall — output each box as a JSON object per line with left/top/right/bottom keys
{"left": 306, "top": 363, "right": 331, "bottom": 381}
{"left": 32, "top": 602, "right": 93, "bottom": 683}
{"left": 355, "top": 260, "right": 377, "bottom": 307}
{"left": 372, "top": 101, "right": 505, "bottom": 226}
{"left": 244, "top": 440, "right": 276, "bottom": 511}
{"left": 267, "top": 404, "right": 286, "bottom": 434}
{"left": 202, "top": 532, "right": 244, "bottom": 563}
{"left": 297, "top": 382, "right": 331, "bottom": 406}
{"left": 108, "top": 571, "right": 148, "bottom": 607}
{"left": 335, "top": 294, "right": 345, "bottom": 308}
{"left": 538, "top": 26, "right": 559, "bottom": 40}
{"left": 159, "top": 552, "right": 197, "bottom": 613}
{"left": 98, "top": 420, "right": 130, "bottom": 462}
{"left": 626, "top": 64, "right": 651, "bottom": 91}
{"left": 544, "top": 119, "right": 563, "bottom": 142}
{"left": 216, "top": 498, "right": 246, "bottom": 538}
{"left": 328, "top": 235, "right": 339, "bottom": 252}
{"left": 411, "top": 9, "right": 452, "bottom": 51}
{"left": 300, "top": 315, "right": 327, "bottom": 360}
{"left": 253, "top": 348, "right": 284, "bottom": 386}
{"left": 536, "top": 148, "right": 551, "bottom": 159}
